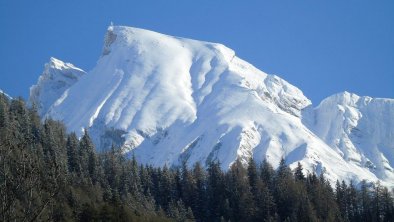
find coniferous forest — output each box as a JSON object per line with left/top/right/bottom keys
{"left": 1, "top": 93, "right": 393, "bottom": 222}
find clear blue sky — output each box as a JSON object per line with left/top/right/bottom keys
{"left": 1, "top": 0, "right": 393, "bottom": 104}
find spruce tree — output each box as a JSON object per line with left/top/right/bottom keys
{"left": 294, "top": 162, "right": 305, "bottom": 181}
{"left": 274, "top": 158, "right": 298, "bottom": 220}
{"left": 206, "top": 161, "right": 226, "bottom": 221}
{"left": 260, "top": 159, "right": 275, "bottom": 190}
{"left": 79, "top": 129, "right": 98, "bottom": 183}
{"left": 66, "top": 133, "right": 81, "bottom": 174}
{"left": 227, "top": 159, "right": 254, "bottom": 221}
{"left": 192, "top": 162, "right": 206, "bottom": 221}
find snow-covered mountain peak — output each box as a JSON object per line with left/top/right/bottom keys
{"left": 105, "top": 26, "right": 310, "bottom": 116}
{"left": 331, "top": 91, "right": 360, "bottom": 103}
{"left": 318, "top": 91, "right": 366, "bottom": 108}
{"left": 38, "top": 57, "right": 85, "bottom": 87}
{"left": 30, "top": 26, "right": 394, "bottom": 187}
{"left": 102, "top": 26, "right": 236, "bottom": 60}
{"left": 45, "top": 25, "right": 309, "bottom": 137}
{"left": 29, "top": 57, "right": 86, "bottom": 116}
{"left": 307, "top": 92, "right": 394, "bottom": 184}
{"left": 47, "top": 57, "right": 77, "bottom": 70}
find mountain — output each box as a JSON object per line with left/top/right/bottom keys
{"left": 0, "top": 89, "right": 12, "bottom": 100}
{"left": 30, "top": 25, "right": 394, "bottom": 187}
{"left": 29, "top": 57, "right": 86, "bottom": 116}
{"left": 303, "top": 91, "right": 394, "bottom": 185}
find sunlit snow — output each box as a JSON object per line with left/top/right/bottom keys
{"left": 30, "top": 26, "right": 394, "bottom": 188}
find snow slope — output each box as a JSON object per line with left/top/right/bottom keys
{"left": 30, "top": 26, "right": 394, "bottom": 187}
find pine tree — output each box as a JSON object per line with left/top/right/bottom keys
{"left": 360, "top": 180, "right": 373, "bottom": 222}
{"left": 180, "top": 161, "right": 196, "bottom": 211}
{"left": 103, "top": 145, "right": 122, "bottom": 201}
{"left": 192, "top": 162, "right": 206, "bottom": 221}
{"left": 79, "top": 129, "right": 98, "bottom": 183}
{"left": 129, "top": 153, "right": 141, "bottom": 194}
{"left": 372, "top": 181, "right": 383, "bottom": 222}
{"left": 273, "top": 158, "right": 298, "bottom": 220}
{"left": 227, "top": 159, "right": 254, "bottom": 222}
{"left": 260, "top": 159, "right": 275, "bottom": 190}
{"left": 206, "top": 161, "right": 226, "bottom": 221}
{"left": 380, "top": 186, "right": 394, "bottom": 222}
{"left": 247, "top": 157, "right": 258, "bottom": 195}
{"left": 158, "top": 164, "right": 174, "bottom": 210}
{"left": 336, "top": 180, "right": 348, "bottom": 220}
{"left": 294, "top": 162, "right": 305, "bottom": 181}
{"left": 347, "top": 181, "right": 360, "bottom": 221}
{"left": 66, "top": 133, "right": 81, "bottom": 174}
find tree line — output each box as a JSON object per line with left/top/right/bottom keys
{"left": 1, "top": 94, "right": 393, "bottom": 221}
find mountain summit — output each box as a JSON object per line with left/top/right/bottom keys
{"left": 30, "top": 57, "right": 86, "bottom": 116}
{"left": 30, "top": 26, "right": 394, "bottom": 187}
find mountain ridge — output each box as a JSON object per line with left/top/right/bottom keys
{"left": 29, "top": 26, "right": 394, "bottom": 187}
{"left": 0, "top": 89, "right": 12, "bottom": 100}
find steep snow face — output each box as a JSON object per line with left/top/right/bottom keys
{"left": 304, "top": 92, "right": 394, "bottom": 183}
{"left": 29, "top": 57, "right": 86, "bottom": 116}
{"left": 44, "top": 26, "right": 310, "bottom": 141}
{"left": 31, "top": 26, "right": 394, "bottom": 187}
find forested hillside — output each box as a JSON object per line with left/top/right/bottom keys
{"left": 1, "top": 93, "right": 393, "bottom": 221}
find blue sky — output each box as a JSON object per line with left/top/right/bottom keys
{"left": 1, "top": 0, "right": 393, "bottom": 104}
